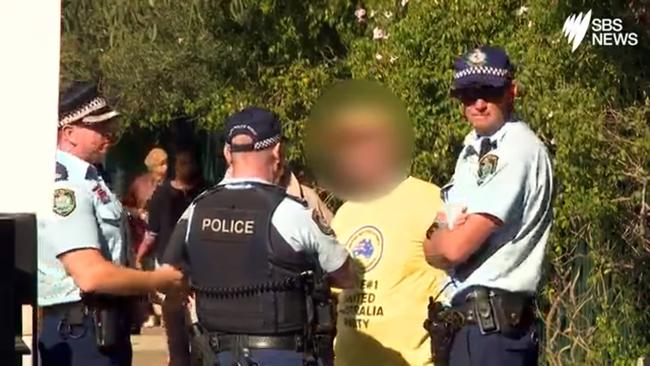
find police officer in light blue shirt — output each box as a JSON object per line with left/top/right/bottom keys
{"left": 163, "top": 107, "right": 356, "bottom": 366}
{"left": 38, "top": 82, "right": 183, "bottom": 366}
{"left": 423, "top": 46, "right": 553, "bottom": 366}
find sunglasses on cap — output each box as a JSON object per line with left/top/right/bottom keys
{"left": 452, "top": 86, "right": 508, "bottom": 104}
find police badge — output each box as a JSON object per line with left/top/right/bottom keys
{"left": 466, "top": 48, "right": 487, "bottom": 67}
{"left": 477, "top": 154, "right": 499, "bottom": 183}
{"left": 53, "top": 188, "right": 76, "bottom": 217}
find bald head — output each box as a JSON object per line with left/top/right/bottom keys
{"left": 224, "top": 135, "right": 284, "bottom": 183}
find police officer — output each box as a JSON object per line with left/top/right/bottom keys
{"left": 163, "top": 106, "right": 356, "bottom": 366}
{"left": 38, "top": 82, "right": 184, "bottom": 366}
{"left": 423, "top": 46, "right": 553, "bottom": 365}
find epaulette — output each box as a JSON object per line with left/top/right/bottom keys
{"left": 284, "top": 193, "right": 309, "bottom": 208}
{"left": 55, "top": 162, "right": 69, "bottom": 182}
{"left": 85, "top": 165, "right": 99, "bottom": 180}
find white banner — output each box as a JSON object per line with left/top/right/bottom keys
{"left": 0, "top": 1, "right": 61, "bottom": 216}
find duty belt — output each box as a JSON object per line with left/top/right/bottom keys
{"left": 208, "top": 333, "right": 306, "bottom": 353}
{"left": 451, "top": 286, "right": 535, "bottom": 336}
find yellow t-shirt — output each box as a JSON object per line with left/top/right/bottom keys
{"left": 332, "top": 177, "right": 447, "bottom": 366}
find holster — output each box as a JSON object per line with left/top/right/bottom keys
{"left": 189, "top": 323, "right": 218, "bottom": 366}
{"left": 422, "top": 297, "right": 464, "bottom": 366}
{"left": 303, "top": 270, "right": 335, "bottom": 365}
{"left": 81, "top": 293, "right": 130, "bottom": 350}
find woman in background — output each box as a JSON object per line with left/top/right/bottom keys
{"left": 122, "top": 147, "right": 168, "bottom": 330}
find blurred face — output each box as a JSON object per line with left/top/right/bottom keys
{"left": 456, "top": 83, "right": 516, "bottom": 135}
{"left": 174, "top": 152, "right": 196, "bottom": 181}
{"left": 328, "top": 108, "right": 398, "bottom": 191}
{"left": 61, "top": 120, "right": 119, "bottom": 163}
{"left": 151, "top": 156, "right": 168, "bottom": 178}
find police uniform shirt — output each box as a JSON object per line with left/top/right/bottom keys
{"left": 163, "top": 177, "right": 349, "bottom": 274}
{"left": 38, "top": 150, "right": 127, "bottom": 306}
{"left": 443, "top": 120, "right": 553, "bottom": 297}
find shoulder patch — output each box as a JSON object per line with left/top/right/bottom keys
{"left": 478, "top": 154, "right": 499, "bottom": 182}
{"left": 55, "top": 162, "right": 68, "bottom": 182}
{"left": 53, "top": 188, "right": 76, "bottom": 217}
{"left": 312, "top": 209, "right": 335, "bottom": 236}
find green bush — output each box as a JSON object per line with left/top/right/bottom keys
{"left": 61, "top": 0, "right": 650, "bottom": 364}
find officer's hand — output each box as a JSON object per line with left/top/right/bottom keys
{"left": 186, "top": 293, "right": 199, "bottom": 323}
{"left": 153, "top": 264, "right": 184, "bottom": 291}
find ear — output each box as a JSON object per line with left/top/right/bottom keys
{"left": 509, "top": 81, "right": 518, "bottom": 99}
{"left": 59, "top": 125, "right": 77, "bottom": 145}
{"left": 272, "top": 142, "right": 282, "bottom": 161}
{"left": 223, "top": 144, "right": 232, "bottom": 166}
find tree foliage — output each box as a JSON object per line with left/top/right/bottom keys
{"left": 61, "top": 0, "right": 650, "bottom": 363}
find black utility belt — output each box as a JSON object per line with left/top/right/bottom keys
{"left": 451, "top": 286, "right": 535, "bottom": 336}
{"left": 42, "top": 301, "right": 86, "bottom": 322}
{"left": 209, "top": 333, "right": 306, "bottom": 353}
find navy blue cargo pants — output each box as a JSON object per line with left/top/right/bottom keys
{"left": 38, "top": 309, "right": 132, "bottom": 366}
{"left": 448, "top": 323, "right": 539, "bottom": 366}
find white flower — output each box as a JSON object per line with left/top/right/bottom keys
{"left": 177, "top": 37, "right": 184, "bottom": 44}
{"left": 375, "top": 53, "right": 383, "bottom": 60}
{"left": 373, "top": 27, "right": 390, "bottom": 40}
{"left": 370, "top": 10, "right": 377, "bottom": 18}
{"left": 389, "top": 55, "right": 399, "bottom": 63}
{"left": 354, "top": 8, "right": 366, "bottom": 22}
{"left": 516, "top": 6, "right": 528, "bottom": 16}
{"left": 401, "top": 0, "right": 409, "bottom": 6}
{"left": 384, "top": 11, "right": 393, "bottom": 19}
{"left": 528, "top": 20, "right": 533, "bottom": 28}
{"left": 547, "top": 111, "right": 554, "bottom": 118}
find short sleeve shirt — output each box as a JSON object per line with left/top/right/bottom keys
{"left": 443, "top": 121, "right": 553, "bottom": 298}
{"left": 163, "top": 177, "right": 349, "bottom": 274}
{"left": 37, "top": 150, "right": 127, "bottom": 306}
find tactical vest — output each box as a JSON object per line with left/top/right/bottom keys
{"left": 187, "top": 182, "right": 313, "bottom": 335}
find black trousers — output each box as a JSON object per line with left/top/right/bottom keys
{"left": 449, "top": 323, "right": 539, "bottom": 366}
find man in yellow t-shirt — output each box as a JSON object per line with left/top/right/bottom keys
{"left": 305, "top": 80, "right": 448, "bottom": 365}
{"left": 332, "top": 177, "right": 446, "bottom": 366}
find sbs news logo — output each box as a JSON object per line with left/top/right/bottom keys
{"left": 562, "top": 10, "right": 639, "bottom": 52}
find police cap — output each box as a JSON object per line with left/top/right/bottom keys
{"left": 225, "top": 106, "right": 282, "bottom": 152}
{"left": 58, "top": 81, "right": 120, "bottom": 128}
{"left": 452, "top": 46, "right": 515, "bottom": 91}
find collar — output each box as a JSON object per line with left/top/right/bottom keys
{"left": 55, "top": 149, "right": 99, "bottom": 179}
{"left": 218, "top": 177, "right": 274, "bottom": 186}
{"left": 461, "top": 119, "right": 520, "bottom": 157}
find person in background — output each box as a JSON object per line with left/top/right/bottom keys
{"left": 122, "top": 147, "right": 168, "bottom": 330}
{"left": 138, "top": 146, "right": 206, "bottom": 366}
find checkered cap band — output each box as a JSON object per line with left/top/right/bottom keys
{"left": 58, "top": 97, "right": 108, "bottom": 127}
{"left": 453, "top": 66, "right": 511, "bottom": 80}
{"left": 253, "top": 134, "right": 281, "bottom": 150}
